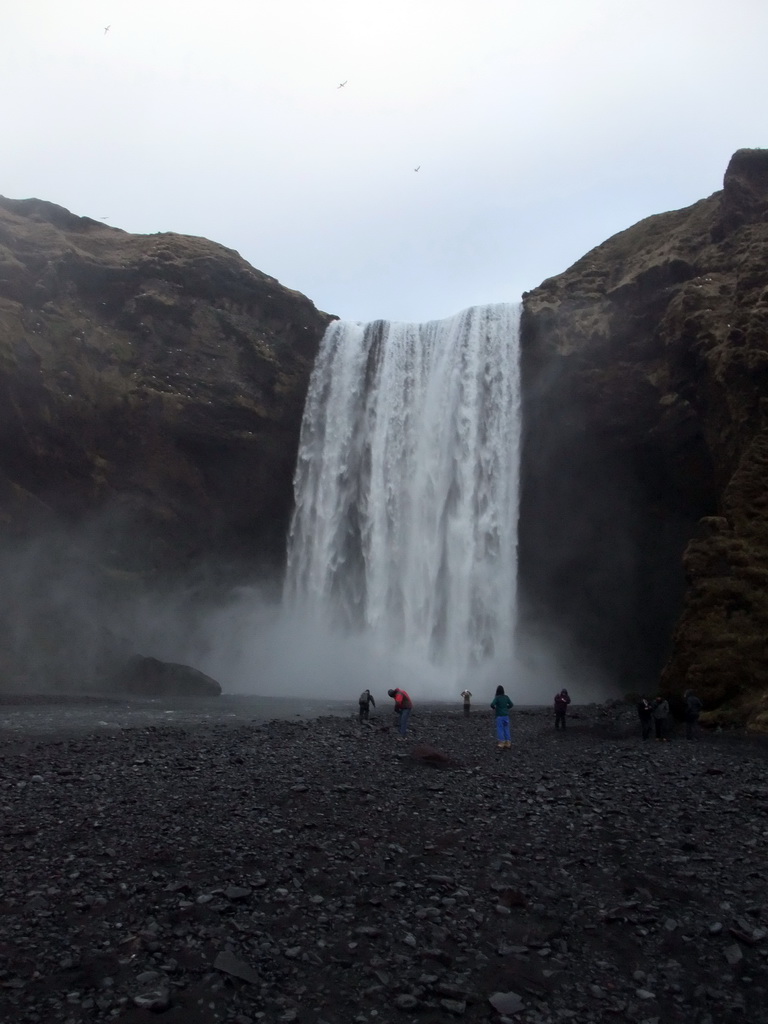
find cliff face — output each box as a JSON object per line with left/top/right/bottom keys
{"left": 0, "top": 197, "right": 332, "bottom": 570}
{"left": 0, "top": 197, "right": 333, "bottom": 690}
{"left": 520, "top": 149, "right": 768, "bottom": 729}
{"left": 5, "top": 154, "right": 768, "bottom": 720}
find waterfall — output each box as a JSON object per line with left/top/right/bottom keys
{"left": 284, "top": 303, "right": 521, "bottom": 692}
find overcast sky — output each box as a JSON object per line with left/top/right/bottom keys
{"left": 4, "top": 0, "right": 767, "bottom": 323}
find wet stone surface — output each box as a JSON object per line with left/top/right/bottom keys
{"left": 0, "top": 694, "right": 356, "bottom": 739}
{"left": 1, "top": 700, "right": 767, "bottom": 1023}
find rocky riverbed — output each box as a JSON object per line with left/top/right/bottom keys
{"left": 1, "top": 701, "right": 767, "bottom": 1024}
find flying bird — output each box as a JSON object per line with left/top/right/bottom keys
{"left": 104, "top": 25, "right": 110, "bottom": 34}
{"left": 337, "top": 80, "right": 347, "bottom": 89}
{"left": 414, "top": 165, "right": 420, "bottom": 172}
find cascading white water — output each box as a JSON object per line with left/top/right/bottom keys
{"left": 284, "top": 303, "right": 521, "bottom": 690}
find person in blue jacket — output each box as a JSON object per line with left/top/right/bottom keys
{"left": 490, "top": 684, "right": 514, "bottom": 750}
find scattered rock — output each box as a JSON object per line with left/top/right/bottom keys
{"left": 0, "top": 703, "right": 766, "bottom": 1024}
{"left": 214, "top": 950, "right": 260, "bottom": 984}
{"left": 489, "top": 990, "right": 524, "bottom": 1014}
{"left": 394, "top": 994, "right": 419, "bottom": 1010}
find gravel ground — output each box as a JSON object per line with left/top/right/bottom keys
{"left": 1, "top": 700, "right": 767, "bottom": 1024}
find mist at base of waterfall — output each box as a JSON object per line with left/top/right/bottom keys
{"left": 0, "top": 303, "right": 619, "bottom": 708}
{"left": 184, "top": 586, "right": 617, "bottom": 705}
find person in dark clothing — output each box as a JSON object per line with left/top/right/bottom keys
{"left": 358, "top": 689, "right": 376, "bottom": 722}
{"left": 460, "top": 689, "right": 472, "bottom": 717}
{"left": 637, "top": 696, "right": 653, "bottom": 740}
{"left": 683, "top": 689, "right": 703, "bottom": 740}
{"left": 554, "top": 688, "right": 571, "bottom": 730}
{"left": 653, "top": 696, "right": 669, "bottom": 741}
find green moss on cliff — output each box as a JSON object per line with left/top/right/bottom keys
{"left": 522, "top": 150, "right": 768, "bottom": 730}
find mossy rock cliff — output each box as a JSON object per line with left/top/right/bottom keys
{"left": 0, "top": 197, "right": 333, "bottom": 570}
{"left": 520, "top": 149, "right": 768, "bottom": 731}
{"left": 4, "top": 155, "right": 768, "bottom": 723}
{"left": 0, "top": 197, "right": 333, "bottom": 692}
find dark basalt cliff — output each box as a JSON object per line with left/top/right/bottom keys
{"left": 0, "top": 197, "right": 332, "bottom": 569}
{"left": 519, "top": 148, "right": 768, "bottom": 730}
{"left": 3, "top": 152, "right": 768, "bottom": 725}
{"left": 0, "top": 197, "right": 333, "bottom": 691}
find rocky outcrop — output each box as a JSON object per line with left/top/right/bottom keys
{"left": 107, "top": 655, "right": 222, "bottom": 697}
{"left": 520, "top": 149, "right": 768, "bottom": 729}
{"left": 0, "top": 197, "right": 333, "bottom": 692}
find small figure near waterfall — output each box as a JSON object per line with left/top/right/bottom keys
{"left": 683, "top": 689, "right": 703, "bottom": 740}
{"left": 653, "top": 696, "right": 670, "bottom": 741}
{"left": 387, "top": 688, "right": 413, "bottom": 739}
{"left": 554, "top": 688, "right": 571, "bottom": 730}
{"left": 358, "top": 689, "right": 376, "bottom": 722}
{"left": 637, "top": 696, "right": 653, "bottom": 740}
{"left": 460, "top": 689, "right": 472, "bottom": 717}
{"left": 490, "top": 685, "right": 513, "bottom": 750}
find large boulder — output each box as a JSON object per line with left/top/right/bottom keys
{"left": 520, "top": 149, "right": 768, "bottom": 730}
{"left": 109, "top": 655, "right": 222, "bottom": 697}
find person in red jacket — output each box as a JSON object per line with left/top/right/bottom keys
{"left": 387, "top": 688, "right": 413, "bottom": 739}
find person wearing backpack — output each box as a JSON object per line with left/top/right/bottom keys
{"left": 490, "top": 685, "right": 514, "bottom": 750}
{"left": 683, "top": 690, "right": 703, "bottom": 740}
{"left": 358, "top": 689, "right": 376, "bottom": 722}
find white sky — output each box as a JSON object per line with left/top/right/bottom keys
{"left": 3, "top": 0, "right": 767, "bottom": 323}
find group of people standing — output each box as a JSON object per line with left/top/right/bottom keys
{"left": 360, "top": 684, "right": 564, "bottom": 750}
{"left": 482, "top": 685, "right": 572, "bottom": 749}
{"left": 459, "top": 687, "right": 514, "bottom": 749}
{"left": 361, "top": 684, "right": 705, "bottom": 748}
{"left": 359, "top": 684, "right": 517, "bottom": 752}
{"left": 361, "top": 685, "right": 511, "bottom": 745}
{"left": 358, "top": 687, "right": 413, "bottom": 739}
{"left": 637, "top": 690, "right": 702, "bottom": 741}
{"left": 637, "top": 695, "right": 668, "bottom": 740}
